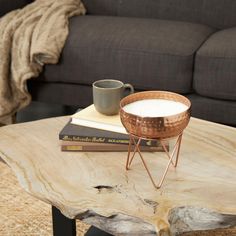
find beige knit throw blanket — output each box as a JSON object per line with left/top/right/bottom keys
{"left": 0, "top": 0, "right": 85, "bottom": 125}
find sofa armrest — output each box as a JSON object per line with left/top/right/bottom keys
{"left": 0, "top": 0, "right": 32, "bottom": 17}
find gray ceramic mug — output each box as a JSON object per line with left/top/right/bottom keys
{"left": 93, "top": 79, "right": 134, "bottom": 115}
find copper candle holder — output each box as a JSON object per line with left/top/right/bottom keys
{"left": 120, "top": 91, "right": 191, "bottom": 189}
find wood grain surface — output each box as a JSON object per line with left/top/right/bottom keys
{"left": 0, "top": 117, "right": 235, "bottom": 235}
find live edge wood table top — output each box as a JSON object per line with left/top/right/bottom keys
{"left": 0, "top": 116, "right": 236, "bottom": 236}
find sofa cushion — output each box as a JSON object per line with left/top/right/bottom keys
{"left": 82, "top": 0, "right": 119, "bottom": 16}
{"left": 187, "top": 94, "right": 236, "bottom": 126}
{"left": 40, "top": 15, "right": 214, "bottom": 93}
{"left": 193, "top": 28, "right": 236, "bottom": 100}
{"left": 118, "top": 0, "right": 236, "bottom": 29}
{"left": 82, "top": 0, "right": 236, "bottom": 29}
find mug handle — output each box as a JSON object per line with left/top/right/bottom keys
{"left": 124, "top": 83, "right": 134, "bottom": 94}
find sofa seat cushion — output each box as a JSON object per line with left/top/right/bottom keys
{"left": 40, "top": 15, "right": 214, "bottom": 93}
{"left": 194, "top": 28, "right": 236, "bottom": 100}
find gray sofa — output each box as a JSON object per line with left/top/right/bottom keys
{"left": 1, "top": 0, "right": 236, "bottom": 126}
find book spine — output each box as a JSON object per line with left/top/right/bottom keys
{"left": 59, "top": 134, "right": 161, "bottom": 147}
{"left": 61, "top": 145, "right": 128, "bottom": 152}
{"left": 59, "top": 134, "right": 129, "bottom": 144}
{"left": 61, "top": 145, "right": 163, "bottom": 152}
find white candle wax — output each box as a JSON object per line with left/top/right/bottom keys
{"left": 123, "top": 99, "right": 188, "bottom": 117}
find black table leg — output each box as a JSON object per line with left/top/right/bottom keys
{"left": 85, "top": 226, "right": 113, "bottom": 236}
{"left": 52, "top": 206, "right": 76, "bottom": 236}
{"left": 52, "top": 206, "right": 113, "bottom": 236}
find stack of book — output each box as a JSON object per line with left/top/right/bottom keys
{"left": 59, "top": 105, "right": 167, "bottom": 152}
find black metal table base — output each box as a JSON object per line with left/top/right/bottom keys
{"left": 52, "top": 206, "right": 76, "bottom": 236}
{"left": 85, "top": 227, "right": 113, "bottom": 236}
{"left": 52, "top": 206, "right": 113, "bottom": 236}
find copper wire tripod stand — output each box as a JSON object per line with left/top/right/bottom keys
{"left": 126, "top": 132, "right": 183, "bottom": 189}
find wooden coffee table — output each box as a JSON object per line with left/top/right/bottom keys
{"left": 0, "top": 116, "right": 235, "bottom": 235}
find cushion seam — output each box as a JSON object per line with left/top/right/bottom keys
{"left": 196, "top": 54, "right": 236, "bottom": 60}
{"left": 66, "top": 46, "right": 197, "bottom": 57}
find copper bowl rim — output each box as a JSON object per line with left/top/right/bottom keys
{"left": 119, "top": 90, "right": 191, "bottom": 120}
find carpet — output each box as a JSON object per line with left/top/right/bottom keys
{"left": 0, "top": 161, "right": 90, "bottom": 235}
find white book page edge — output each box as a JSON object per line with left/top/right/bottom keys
{"left": 71, "top": 118, "right": 127, "bottom": 134}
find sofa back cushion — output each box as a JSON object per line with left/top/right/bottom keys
{"left": 0, "top": 0, "right": 32, "bottom": 17}
{"left": 82, "top": 0, "right": 119, "bottom": 16}
{"left": 82, "top": 0, "right": 236, "bottom": 29}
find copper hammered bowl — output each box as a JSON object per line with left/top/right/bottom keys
{"left": 119, "top": 91, "right": 191, "bottom": 139}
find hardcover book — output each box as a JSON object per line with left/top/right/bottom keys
{"left": 59, "top": 121, "right": 163, "bottom": 147}
{"left": 60, "top": 141, "right": 164, "bottom": 152}
{"left": 71, "top": 104, "right": 126, "bottom": 134}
